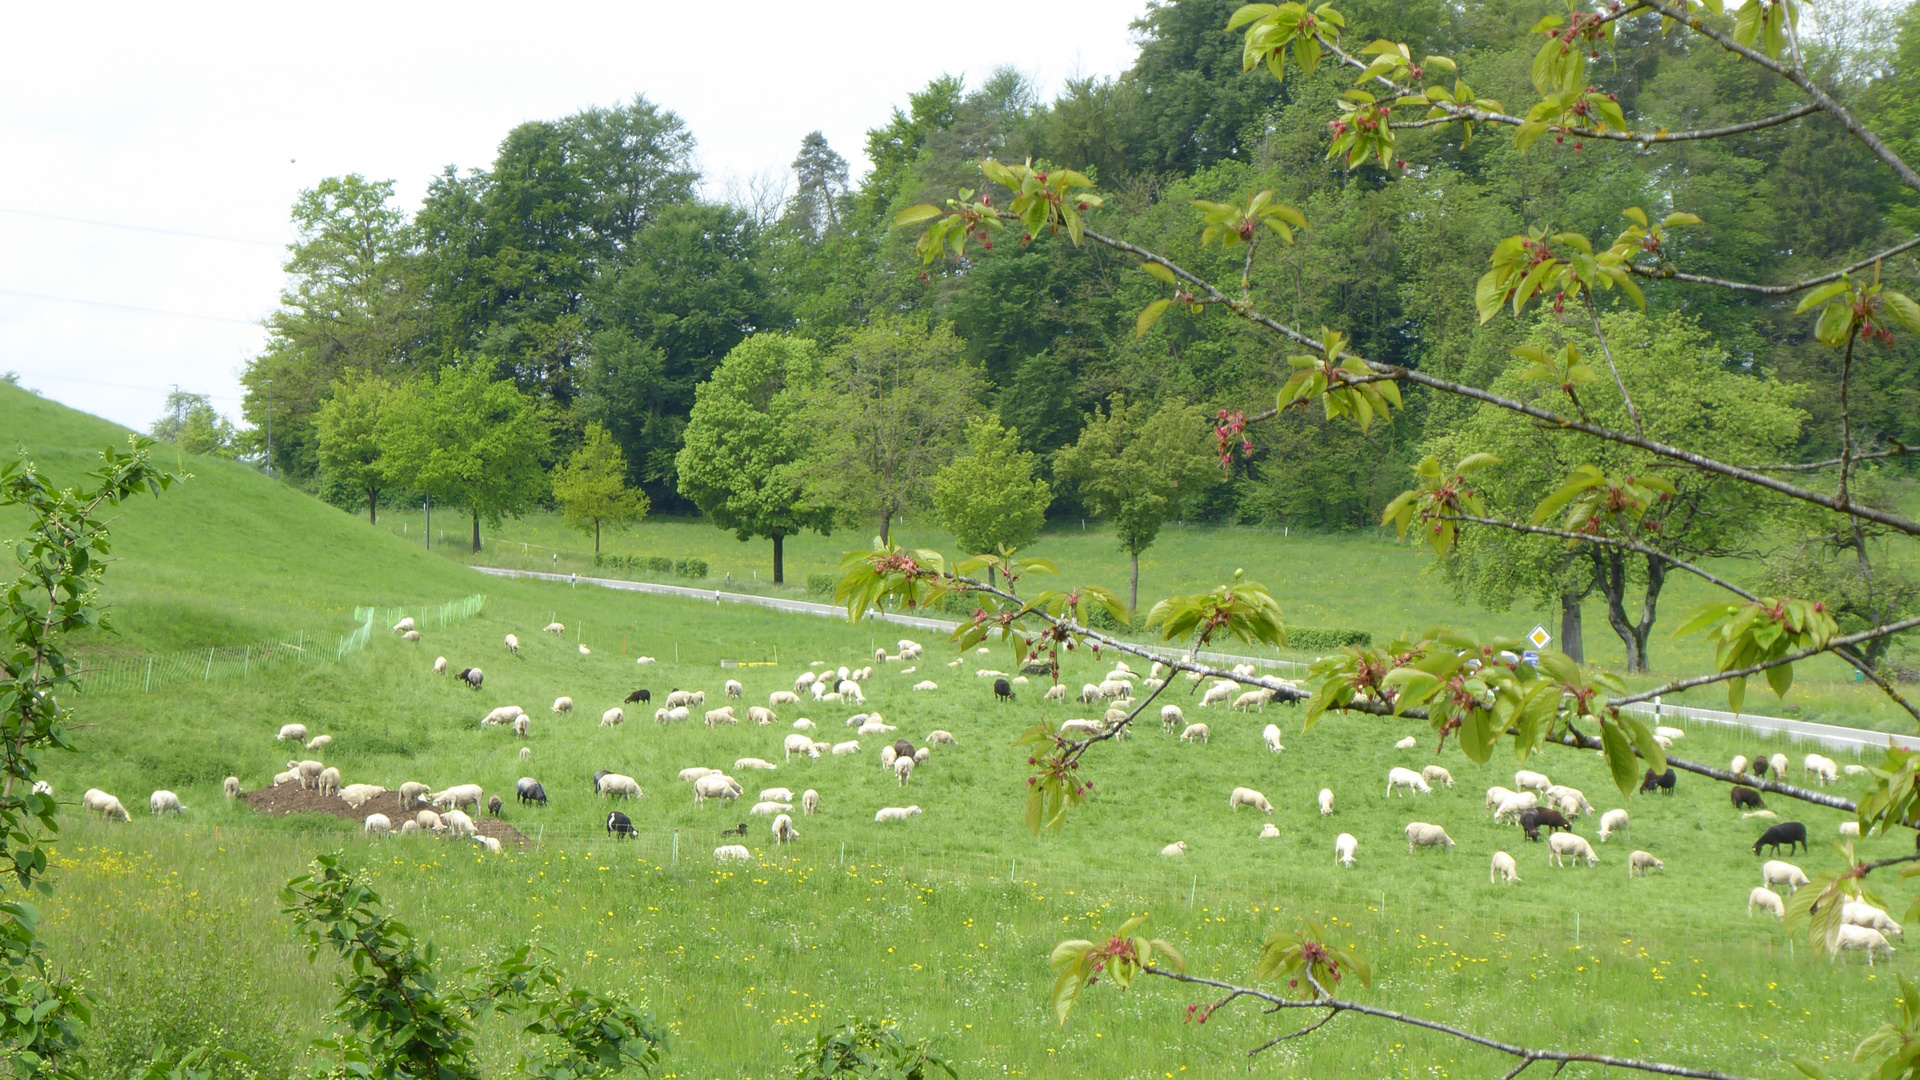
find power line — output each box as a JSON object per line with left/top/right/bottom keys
{"left": 0, "top": 287, "right": 261, "bottom": 326}
{"left": 6, "top": 369, "right": 244, "bottom": 403}
{"left": 0, "top": 207, "right": 283, "bottom": 248}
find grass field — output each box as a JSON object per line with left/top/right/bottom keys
{"left": 7, "top": 382, "right": 1920, "bottom": 1079}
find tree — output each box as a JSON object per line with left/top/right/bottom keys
{"left": 933, "top": 415, "right": 1052, "bottom": 559}
{"left": 552, "top": 422, "right": 648, "bottom": 552}
{"left": 786, "top": 131, "right": 849, "bottom": 237}
{"left": 149, "top": 390, "right": 239, "bottom": 459}
{"left": 313, "top": 375, "right": 393, "bottom": 523}
{"left": 675, "top": 335, "right": 833, "bottom": 583}
{"left": 1052, "top": 394, "right": 1221, "bottom": 613}
{"left": 379, "top": 366, "right": 550, "bottom": 552}
{"left": 800, "top": 317, "right": 985, "bottom": 544}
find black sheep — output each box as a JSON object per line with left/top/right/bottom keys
{"left": 1519, "top": 808, "right": 1572, "bottom": 841}
{"left": 487, "top": 795, "right": 503, "bottom": 818}
{"left": 515, "top": 779, "right": 548, "bottom": 807}
{"left": 1640, "top": 768, "right": 1677, "bottom": 795}
{"left": 1750, "top": 758, "right": 1770, "bottom": 778}
{"left": 721, "top": 822, "right": 748, "bottom": 837}
{"left": 893, "top": 739, "right": 915, "bottom": 761}
{"left": 993, "top": 678, "right": 1015, "bottom": 702}
{"left": 606, "top": 811, "right": 636, "bottom": 839}
{"left": 1731, "top": 786, "right": 1766, "bottom": 810}
{"left": 625, "top": 688, "right": 651, "bottom": 704}
{"left": 1753, "top": 821, "right": 1808, "bottom": 855}
{"left": 456, "top": 668, "right": 484, "bottom": 691}
{"left": 592, "top": 769, "right": 612, "bottom": 793}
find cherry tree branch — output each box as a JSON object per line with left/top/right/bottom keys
{"left": 1606, "top": 615, "right": 1920, "bottom": 709}
{"left": 1629, "top": 235, "right": 1920, "bottom": 295}
{"left": 1439, "top": 515, "right": 1759, "bottom": 601}
{"left": 1739, "top": 444, "right": 1913, "bottom": 472}
{"left": 1388, "top": 101, "right": 1820, "bottom": 145}
{"left": 1551, "top": 728, "right": 1860, "bottom": 812}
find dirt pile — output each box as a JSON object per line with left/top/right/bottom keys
{"left": 241, "top": 783, "right": 528, "bottom": 846}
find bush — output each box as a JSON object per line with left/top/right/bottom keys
{"left": 1286, "top": 627, "right": 1372, "bottom": 651}
{"left": 592, "top": 552, "right": 605, "bottom": 568}
{"left": 675, "top": 558, "right": 709, "bottom": 580}
{"left": 807, "top": 573, "right": 836, "bottom": 596}
{"left": 648, "top": 556, "right": 674, "bottom": 574}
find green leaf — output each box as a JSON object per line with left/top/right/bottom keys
{"left": 1883, "top": 290, "right": 1920, "bottom": 334}
{"left": 1136, "top": 299, "right": 1173, "bottom": 338}
{"left": 1793, "top": 279, "right": 1851, "bottom": 315}
{"left": 1227, "top": 3, "right": 1280, "bottom": 30}
{"left": 892, "top": 205, "right": 944, "bottom": 229}
{"left": 1599, "top": 717, "right": 1642, "bottom": 798}
{"left": 1143, "top": 261, "right": 1178, "bottom": 286}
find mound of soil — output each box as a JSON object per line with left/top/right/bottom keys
{"left": 242, "top": 784, "right": 528, "bottom": 846}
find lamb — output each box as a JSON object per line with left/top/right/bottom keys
{"left": 734, "top": 758, "right": 777, "bottom": 772}
{"left": 704, "top": 707, "right": 739, "bottom": 728}
{"left": 223, "top": 776, "right": 240, "bottom": 800}
{"left": 1228, "top": 787, "right": 1273, "bottom": 814}
{"left": 911, "top": 680, "right": 939, "bottom": 693}
{"left": 440, "top": 810, "right": 478, "bottom": 839}
{"left": 748, "top": 706, "right": 777, "bottom": 726}
{"left": 725, "top": 679, "right": 744, "bottom": 699}
{"left": 515, "top": 778, "right": 549, "bottom": 807}
{"left": 513, "top": 716, "right": 531, "bottom": 739}
{"left": 399, "top": 782, "right": 430, "bottom": 809}
{"left": 1180, "top": 724, "right": 1210, "bottom": 744}
{"left": 1334, "top": 833, "right": 1358, "bottom": 867}
{"left": 784, "top": 734, "right": 820, "bottom": 761}
{"left": 1753, "top": 822, "right": 1809, "bottom": 856}
{"left": 770, "top": 691, "right": 800, "bottom": 707}
{"left": 434, "top": 657, "right": 448, "bottom": 675}
{"left": 1260, "top": 823, "right": 1280, "bottom": 839}
{"left": 894, "top": 756, "right": 915, "bottom": 786}
{"left": 926, "top": 730, "right": 957, "bottom": 747}
{"left": 1394, "top": 736, "right": 1418, "bottom": 750}
{"left": 1405, "top": 823, "right": 1455, "bottom": 853}
{"left": 430, "top": 784, "right": 483, "bottom": 813}
{"left": 1485, "top": 786, "right": 1517, "bottom": 814}
{"left": 1843, "top": 902, "right": 1904, "bottom": 938}
{"left": 1230, "top": 689, "right": 1272, "bottom": 713}
{"left": 839, "top": 680, "right": 866, "bottom": 704}
{"left": 393, "top": 617, "right": 416, "bottom": 634}
{"left": 1422, "top": 765, "right": 1454, "bottom": 790}
{"left": 1040, "top": 684, "right": 1067, "bottom": 703}
{"left": 749, "top": 801, "right": 793, "bottom": 816}
{"left": 772, "top": 813, "right": 799, "bottom": 844}
{"left": 1199, "top": 683, "right": 1233, "bottom": 708}
{"left": 600, "top": 708, "right": 624, "bottom": 728}
{"left": 149, "top": 790, "right": 184, "bottom": 816}
{"left": 1318, "top": 789, "right": 1335, "bottom": 816}
{"left": 542, "top": 621, "right": 565, "bottom": 635}
{"left": 402, "top": 630, "right": 421, "bottom": 642}
{"left": 1749, "top": 886, "right": 1786, "bottom": 918}
{"left": 364, "top": 814, "right": 392, "bottom": 838}
{"left": 339, "top": 784, "right": 387, "bottom": 809}
{"left": 1161, "top": 841, "right": 1189, "bottom": 857}
{"left": 552, "top": 697, "right": 574, "bottom": 714}
{"left": 505, "top": 633, "right": 520, "bottom": 655}
{"left": 832, "top": 741, "right": 861, "bottom": 756}
{"left": 1598, "top": 809, "right": 1630, "bottom": 843}
{"left": 1263, "top": 724, "right": 1285, "bottom": 753}
{"left": 1629, "top": 850, "right": 1664, "bottom": 877}
{"left": 1548, "top": 832, "right": 1599, "bottom": 867}
{"left": 1491, "top": 850, "right": 1521, "bottom": 884}
{"left": 662, "top": 706, "right": 690, "bottom": 725}
{"left": 794, "top": 671, "right": 818, "bottom": 691}
{"left": 1731, "top": 786, "right": 1765, "bottom": 810}
{"left": 879, "top": 746, "right": 897, "bottom": 770}
{"left": 792, "top": 718, "right": 817, "bottom": 731}
{"left": 665, "top": 690, "right": 694, "bottom": 709}
{"left": 1161, "top": 705, "right": 1184, "bottom": 733}
{"left": 1544, "top": 785, "right": 1594, "bottom": 816}
{"left": 802, "top": 789, "right": 819, "bottom": 815}
{"left": 306, "top": 734, "right": 332, "bottom": 753}
{"left": 1493, "top": 792, "right": 1539, "bottom": 824}
{"left": 1835, "top": 924, "right": 1897, "bottom": 965}
{"left": 1386, "top": 767, "right": 1432, "bottom": 797}
{"left": 694, "top": 775, "right": 742, "bottom": 805}
{"left": 1762, "top": 860, "right": 1810, "bottom": 892}
{"left": 277, "top": 723, "right": 308, "bottom": 743}
{"left": 316, "top": 767, "right": 342, "bottom": 796}
{"left": 874, "top": 806, "right": 923, "bottom": 823}
{"left": 1514, "top": 770, "right": 1551, "bottom": 794}
{"left": 415, "top": 810, "right": 444, "bottom": 832}
{"left": 399, "top": 821, "right": 421, "bottom": 837}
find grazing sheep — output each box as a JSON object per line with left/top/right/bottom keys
{"left": 505, "top": 634, "right": 520, "bottom": 655}
{"left": 1843, "top": 902, "right": 1904, "bottom": 938}
{"left": 1491, "top": 851, "right": 1521, "bottom": 885}
{"left": 1387, "top": 767, "right": 1432, "bottom": 797}
{"left": 838, "top": 680, "right": 865, "bottom": 704}
{"left": 1518, "top": 808, "right": 1572, "bottom": 842}
{"left": 746, "top": 706, "right": 776, "bottom": 726}
{"left": 520, "top": 747, "right": 531, "bottom": 762}
{"left": 1629, "top": 850, "right": 1664, "bottom": 877}
{"left": 440, "top": 810, "right": 478, "bottom": 839}
{"left": 1515, "top": 770, "right": 1551, "bottom": 794}
{"left": 1318, "top": 788, "right": 1335, "bottom": 816}
{"left": 364, "top": 814, "right": 392, "bottom": 838}
{"left": 1762, "top": 860, "right": 1810, "bottom": 893}
{"left": 770, "top": 691, "right": 800, "bottom": 707}
{"left": 679, "top": 767, "right": 719, "bottom": 783}
{"left": 598, "top": 708, "right": 624, "bottom": 729}
{"left": 1493, "top": 792, "right": 1539, "bottom": 823}
{"left": 1042, "top": 684, "right": 1068, "bottom": 703}
{"left": 399, "top": 821, "right": 421, "bottom": 837}
{"left": 513, "top": 715, "right": 531, "bottom": 739}
{"left": 1598, "top": 809, "right": 1630, "bottom": 843}
{"left": 1197, "top": 682, "right": 1233, "bottom": 708}
{"left": 714, "top": 844, "right": 751, "bottom": 862}
{"left": 894, "top": 756, "right": 915, "bottom": 786}
{"left": 1640, "top": 768, "right": 1677, "bottom": 795}
{"left": 316, "top": 768, "right": 342, "bottom": 796}
{"left": 1422, "top": 766, "right": 1454, "bottom": 790}
{"left": 430, "top": 785, "right": 483, "bottom": 813}
{"left": 1405, "top": 823, "right": 1455, "bottom": 853}
{"left": 749, "top": 801, "right": 793, "bottom": 817}
{"left": 458, "top": 668, "right": 484, "bottom": 690}
{"left": 994, "top": 678, "right": 1016, "bottom": 703}
{"left": 339, "top": 784, "right": 387, "bottom": 809}
{"left": 481, "top": 705, "right": 525, "bottom": 727}
{"left": 287, "top": 759, "right": 324, "bottom": 788}
{"left": 1749, "top": 886, "right": 1786, "bottom": 918}
{"left": 306, "top": 734, "right": 332, "bottom": 753}
{"left": 658, "top": 706, "right": 690, "bottom": 724}
{"left": 1229, "top": 787, "right": 1273, "bottom": 814}
{"left": 552, "top": 697, "right": 574, "bottom": 714}
{"left": 398, "top": 782, "right": 430, "bottom": 808}
{"left": 1846, "top": 764, "right": 1870, "bottom": 777}
{"left": 1743, "top": 810, "right": 1779, "bottom": 821}
{"left": 832, "top": 741, "right": 861, "bottom": 756}
{"left": 1230, "top": 689, "right": 1270, "bottom": 713}
{"left": 784, "top": 734, "right": 820, "bottom": 761}
{"left": 880, "top": 746, "right": 898, "bottom": 770}
{"left": 1804, "top": 755, "right": 1839, "bottom": 786}
{"left": 801, "top": 789, "right": 819, "bottom": 815}
{"left": 1180, "top": 724, "right": 1211, "bottom": 744}
{"left": 1834, "top": 925, "right": 1896, "bottom": 965}
{"left": 1159, "top": 705, "right": 1185, "bottom": 734}
{"left": 1160, "top": 841, "right": 1189, "bottom": 857}
{"left": 277, "top": 724, "right": 308, "bottom": 743}
{"left": 223, "top": 776, "right": 240, "bottom": 800}
{"left": 791, "top": 718, "right": 817, "bottom": 731}
{"left": 734, "top": 758, "right": 777, "bottom": 772}
{"left": 578, "top": 644, "right": 592, "bottom": 656}
{"left": 415, "top": 810, "right": 444, "bottom": 832}
{"left": 701, "top": 707, "right": 736, "bottom": 728}
{"left": 1548, "top": 833, "right": 1599, "bottom": 868}
{"left": 393, "top": 617, "right": 416, "bottom": 634}
{"left": 694, "top": 775, "right": 743, "bottom": 805}
{"left": 1262, "top": 724, "right": 1285, "bottom": 753}
{"left": 926, "top": 730, "right": 957, "bottom": 747}
{"left": 1394, "top": 736, "right": 1418, "bottom": 750}
{"left": 1754, "top": 822, "right": 1809, "bottom": 856}
{"left": 725, "top": 679, "right": 744, "bottom": 699}
{"left": 516, "top": 778, "right": 548, "bottom": 807}
{"left": 1334, "top": 833, "right": 1358, "bottom": 868}
{"left": 402, "top": 630, "right": 421, "bottom": 642}
{"left": 486, "top": 795, "right": 503, "bottom": 818}
{"left": 772, "top": 813, "right": 799, "bottom": 844}
{"left": 149, "top": 790, "right": 185, "bottom": 816}
{"left": 1762, "top": 752, "right": 1784, "bottom": 776}
{"left": 875, "top": 806, "right": 923, "bottom": 823}
{"left": 664, "top": 690, "right": 693, "bottom": 709}
{"left": 914, "top": 747, "right": 931, "bottom": 763}
{"left": 1544, "top": 786, "right": 1594, "bottom": 816}
{"left": 1654, "top": 725, "right": 1685, "bottom": 741}
{"left": 434, "top": 657, "right": 448, "bottom": 674}
{"left": 1841, "top": 821, "right": 1862, "bottom": 837}
{"left": 1486, "top": 786, "right": 1517, "bottom": 814}
{"left": 1059, "top": 719, "right": 1100, "bottom": 737}
{"left": 1731, "top": 786, "right": 1765, "bottom": 810}
{"left": 1730, "top": 755, "right": 1750, "bottom": 776}
{"left": 542, "top": 622, "right": 565, "bottom": 635}
{"left": 911, "top": 680, "right": 938, "bottom": 692}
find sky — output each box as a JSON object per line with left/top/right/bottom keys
{"left": 0, "top": 1, "right": 1151, "bottom": 433}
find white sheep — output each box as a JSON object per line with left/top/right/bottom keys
{"left": 277, "top": 724, "right": 308, "bottom": 743}
{"left": 800, "top": 789, "right": 820, "bottom": 815}
{"left": 481, "top": 705, "right": 525, "bottom": 727}
{"left": 1060, "top": 719, "right": 1100, "bottom": 736}
{"left": 1806, "top": 755, "right": 1839, "bottom": 786}
{"left": 401, "top": 630, "right": 421, "bottom": 642}
{"left": 926, "top": 730, "right": 957, "bottom": 747}
{"left": 434, "top": 656, "right": 448, "bottom": 674}
{"left": 441, "top": 810, "right": 478, "bottom": 839}
{"left": 875, "top": 806, "right": 922, "bottom": 823}
{"left": 1846, "top": 764, "right": 1870, "bottom": 777}
{"left": 1514, "top": 770, "right": 1551, "bottom": 794}
{"left": 1038, "top": 684, "right": 1065, "bottom": 703}
{"left": 505, "top": 633, "right": 520, "bottom": 654}
{"left": 1334, "top": 833, "right": 1358, "bottom": 868}
{"left": 1491, "top": 850, "right": 1521, "bottom": 884}
{"left": 1228, "top": 787, "right": 1273, "bottom": 814}
{"left": 1654, "top": 725, "right": 1684, "bottom": 741}
{"left": 734, "top": 758, "right": 777, "bottom": 772}
{"left": 838, "top": 680, "right": 866, "bottom": 704}
{"left": 600, "top": 708, "right": 624, "bottom": 728}
{"left": 1260, "top": 823, "right": 1280, "bottom": 839}
{"left": 1770, "top": 753, "right": 1790, "bottom": 776}
{"left": 1548, "top": 833, "right": 1599, "bottom": 867}
{"left": 1485, "top": 786, "right": 1517, "bottom": 814}
{"left": 748, "top": 706, "right": 777, "bottom": 726}
{"left": 1180, "top": 724, "right": 1210, "bottom": 744}
{"left": 1405, "top": 823, "right": 1455, "bottom": 853}
{"left": 552, "top": 696, "right": 574, "bottom": 714}
{"left": 1763, "top": 860, "right": 1809, "bottom": 893}
{"left": 894, "top": 756, "right": 915, "bottom": 786}
{"left": 1743, "top": 810, "right": 1778, "bottom": 821}
{"left": 1841, "top": 822, "right": 1862, "bottom": 837}
{"left": 393, "top": 617, "right": 416, "bottom": 634}
{"left": 1230, "top": 689, "right": 1270, "bottom": 712}
{"left": 305, "top": 734, "right": 332, "bottom": 753}
{"left": 1730, "top": 755, "right": 1750, "bottom": 776}
{"left": 1598, "top": 809, "right": 1630, "bottom": 843}
{"left": 715, "top": 844, "right": 752, "bottom": 862}
{"left": 519, "top": 747, "right": 531, "bottom": 762}
{"left": 1835, "top": 925, "right": 1896, "bottom": 965}
{"left": 679, "top": 767, "right": 719, "bottom": 783}
{"left": 287, "top": 759, "right": 324, "bottom": 788}
{"left": 784, "top": 734, "right": 819, "bottom": 761}
{"left": 724, "top": 679, "right": 743, "bottom": 699}
{"left": 1422, "top": 765, "right": 1454, "bottom": 790}
{"left": 794, "top": 671, "right": 818, "bottom": 691}
{"left": 1628, "top": 850, "right": 1664, "bottom": 877}
{"left": 914, "top": 747, "right": 931, "bottom": 763}
{"left": 1544, "top": 785, "right": 1594, "bottom": 816}
{"left": 1394, "top": 736, "right": 1418, "bottom": 750}
{"left": 911, "top": 680, "right": 938, "bottom": 692}
{"left": 1843, "top": 902, "right": 1904, "bottom": 938}
{"left": 792, "top": 718, "right": 817, "bottom": 731}
{"left": 662, "top": 706, "right": 690, "bottom": 724}
{"left": 364, "top": 813, "right": 392, "bottom": 838}
{"left": 1262, "top": 724, "right": 1285, "bottom": 753}
{"left": 694, "top": 775, "right": 742, "bottom": 805}
{"left": 598, "top": 774, "right": 642, "bottom": 801}
{"left": 665, "top": 690, "right": 694, "bottom": 708}
{"left": 772, "top": 813, "right": 799, "bottom": 844}
{"left": 317, "top": 767, "right": 342, "bottom": 796}
{"left": 1318, "top": 788, "right": 1335, "bottom": 816}
{"left": 430, "top": 784, "right": 483, "bottom": 813}
{"left": 1160, "top": 841, "right": 1189, "bottom": 857}
{"left": 578, "top": 644, "right": 592, "bottom": 656}
{"left": 832, "top": 741, "right": 861, "bottom": 756}
{"left": 705, "top": 707, "right": 739, "bottom": 728}
{"left": 543, "top": 622, "right": 565, "bottom": 635}
{"left": 399, "top": 782, "right": 430, "bottom": 808}
{"left": 749, "top": 801, "right": 793, "bottom": 817}
{"left": 223, "top": 777, "right": 240, "bottom": 800}
{"left": 1386, "top": 767, "right": 1431, "bottom": 797}
{"left": 399, "top": 820, "right": 421, "bottom": 837}
{"left": 880, "top": 747, "right": 898, "bottom": 772}
{"left": 1160, "top": 705, "right": 1184, "bottom": 733}
{"left": 415, "top": 809, "right": 444, "bottom": 832}
{"left": 1749, "top": 886, "right": 1786, "bottom": 918}
{"left": 513, "top": 716, "right": 531, "bottom": 739}
{"left": 1493, "top": 792, "right": 1539, "bottom": 824}
{"left": 148, "top": 790, "right": 184, "bottom": 816}
{"left": 339, "top": 784, "right": 387, "bottom": 809}
{"left": 1199, "top": 683, "right": 1233, "bottom": 708}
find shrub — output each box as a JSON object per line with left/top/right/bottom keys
{"left": 648, "top": 556, "right": 674, "bottom": 574}
{"left": 808, "top": 573, "right": 836, "bottom": 596}
{"left": 675, "top": 558, "right": 709, "bottom": 580}
{"left": 1285, "top": 627, "right": 1372, "bottom": 651}
{"left": 592, "top": 552, "right": 605, "bottom": 568}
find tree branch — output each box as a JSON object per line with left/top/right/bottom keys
{"left": 1439, "top": 514, "right": 1759, "bottom": 602}
{"left": 1606, "top": 615, "right": 1920, "bottom": 709}
{"left": 1738, "top": 444, "right": 1913, "bottom": 472}
{"left": 1551, "top": 729, "right": 1860, "bottom": 813}
{"left": 1388, "top": 101, "right": 1821, "bottom": 145}
{"left": 1628, "top": 235, "right": 1920, "bottom": 296}
{"left": 1587, "top": 297, "right": 1643, "bottom": 437}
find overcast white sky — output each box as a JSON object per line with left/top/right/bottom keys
{"left": 0, "top": 1, "right": 1150, "bottom": 433}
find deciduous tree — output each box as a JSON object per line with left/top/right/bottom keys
{"left": 380, "top": 366, "right": 550, "bottom": 552}
{"left": 932, "top": 415, "right": 1052, "bottom": 558}
{"left": 552, "top": 421, "right": 648, "bottom": 552}
{"left": 313, "top": 375, "right": 393, "bottom": 523}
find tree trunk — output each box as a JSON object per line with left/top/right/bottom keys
{"left": 1595, "top": 549, "right": 1643, "bottom": 673}
{"left": 1559, "top": 591, "right": 1584, "bottom": 665}
{"left": 773, "top": 534, "right": 785, "bottom": 585}
{"left": 1631, "top": 556, "right": 1667, "bottom": 674}
{"left": 1130, "top": 548, "right": 1140, "bottom": 617}
{"left": 471, "top": 511, "right": 481, "bottom": 554}
{"left": 879, "top": 510, "right": 892, "bottom": 547}
{"left": 368, "top": 489, "right": 378, "bottom": 526}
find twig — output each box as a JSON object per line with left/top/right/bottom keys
{"left": 1839, "top": 328, "right": 1860, "bottom": 509}
{"left": 1388, "top": 101, "right": 1820, "bottom": 145}
{"left": 1606, "top": 615, "right": 1920, "bottom": 708}
{"left": 1587, "top": 298, "right": 1643, "bottom": 438}
{"left": 1437, "top": 515, "right": 1757, "bottom": 601}
{"left": 1739, "top": 445, "right": 1912, "bottom": 472}
{"left": 1628, "top": 235, "right": 1920, "bottom": 296}
{"left": 1550, "top": 730, "right": 1859, "bottom": 813}
{"left": 1247, "top": 1008, "right": 1340, "bottom": 1056}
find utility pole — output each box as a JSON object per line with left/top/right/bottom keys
{"left": 264, "top": 378, "right": 274, "bottom": 479}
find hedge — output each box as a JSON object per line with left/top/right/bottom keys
{"left": 1284, "top": 627, "right": 1372, "bottom": 651}
{"left": 807, "top": 573, "right": 836, "bottom": 596}
{"left": 674, "top": 558, "right": 709, "bottom": 579}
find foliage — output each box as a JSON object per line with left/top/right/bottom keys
{"left": 673, "top": 558, "right": 708, "bottom": 580}
{"left": 1049, "top": 916, "right": 1186, "bottom": 1025}
{"left": 314, "top": 375, "right": 394, "bottom": 524}
{"left": 1284, "top": 627, "right": 1373, "bottom": 651}
{"left": 807, "top": 573, "right": 836, "bottom": 596}
{"left": 1256, "top": 919, "right": 1370, "bottom": 1000}
{"left": 150, "top": 392, "right": 239, "bottom": 460}
{"left": 1673, "top": 597, "right": 1840, "bottom": 713}
{"left": 379, "top": 366, "right": 551, "bottom": 552}
{"left": 930, "top": 416, "right": 1052, "bottom": 557}
{"left": 787, "top": 1020, "right": 952, "bottom": 1080}
{"left": 1144, "top": 570, "right": 1288, "bottom": 652}
{"left": 552, "top": 423, "right": 649, "bottom": 552}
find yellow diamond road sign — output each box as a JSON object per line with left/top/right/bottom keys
{"left": 1528, "top": 625, "right": 1552, "bottom": 651}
